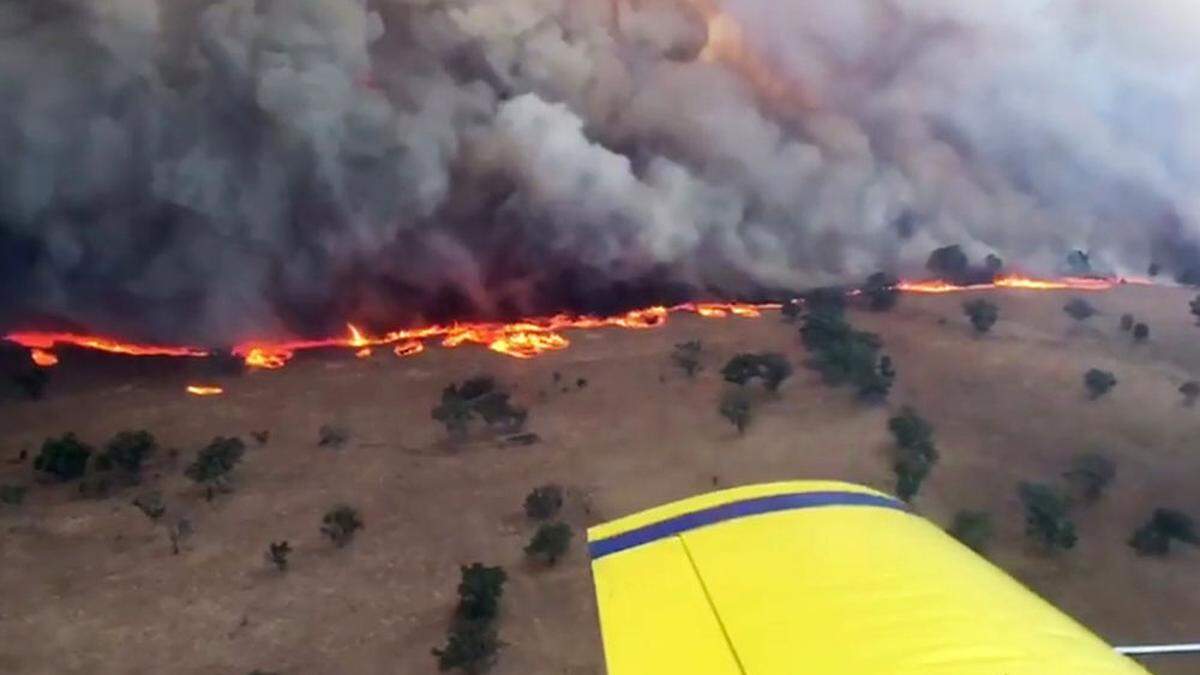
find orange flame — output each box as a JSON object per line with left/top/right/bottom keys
{"left": 6, "top": 331, "right": 209, "bottom": 357}
{"left": 186, "top": 385, "right": 224, "bottom": 396}
{"left": 898, "top": 275, "right": 1118, "bottom": 294}
{"left": 393, "top": 340, "right": 425, "bottom": 357}
{"left": 31, "top": 349, "right": 59, "bottom": 367}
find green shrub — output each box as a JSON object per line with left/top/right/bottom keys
{"left": 433, "top": 620, "right": 502, "bottom": 674}
{"left": 1018, "top": 482, "right": 1076, "bottom": 552}
{"left": 524, "top": 522, "right": 574, "bottom": 566}
{"left": 321, "top": 504, "right": 363, "bottom": 547}
{"left": 456, "top": 564, "right": 507, "bottom": 624}
{"left": 523, "top": 485, "right": 563, "bottom": 520}
{"left": 184, "top": 437, "right": 245, "bottom": 499}
{"left": 963, "top": 299, "right": 999, "bottom": 333}
{"left": 33, "top": 433, "right": 92, "bottom": 481}
{"left": 96, "top": 430, "right": 157, "bottom": 474}
{"left": 720, "top": 353, "right": 793, "bottom": 392}
{"left": 1129, "top": 508, "right": 1199, "bottom": 557}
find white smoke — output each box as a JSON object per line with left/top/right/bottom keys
{"left": 1, "top": 0, "right": 1198, "bottom": 342}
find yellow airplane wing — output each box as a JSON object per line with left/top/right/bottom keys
{"left": 587, "top": 480, "right": 1147, "bottom": 675}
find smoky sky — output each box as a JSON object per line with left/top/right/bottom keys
{"left": 2, "top": 0, "right": 1198, "bottom": 343}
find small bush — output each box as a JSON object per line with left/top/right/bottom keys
{"left": 523, "top": 485, "right": 563, "bottom": 520}
{"left": 1180, "top": 381, "right": 1200, "bottom": 406}
{"left": 671, "top": 341, "right": 703, "bottom": 377}
{"left": 433, "top": 621, "right": 502, "bottom": 674}
{"left": 266, "top": 541, "right": 292, "bottom": 571}
{"left": 1129, "top": 509, "right": 1200, "bottom": 557}
{"left": 33, "top": 433, "right": 93, "bottom": 481}
{"left": 184, "top": 437, "right": 245, "bottom": 500}
{"left": 1063, "top": 453, "right": 1116, "bottom": 503}
{"left": 1119, "top": 313, "right": 1135, "bottom": 331}
{"left": 433, "top": 377, "right": 527, "bottom": 440}
{"left": 1062, "top": 298, "right": 1097, "bottom": 322}
{"left": 1, "top": 484, "right": 28, "bottom": 506}
{"left": 1083, "top": 369, "right": 1117, "bottom": 400}
{"left": 962, "top": 299, "right": 999, "bottom": 333}
{"left": 719, "top": 388, "right": 752, "bottom": 434}
{"left": 721, "top": 353, "right": 793, "bottom": 392}
{"left": 524, "top": 522, "right": 574, "bottom": 566}
{"left": 96, "top": 430, "right": 157, "bottom": 475}
{"left": 948, "top": 510, "right": 993, "bottom": 553}
{"left": 456, "top": 564, "right": 507, "bottom": 624}
{"left": 1133, "top": 323, "right": 1150, "bottom": 342}
{"left": 1018, "top": 482, "right": 1076, "bottom": 552}
{"left": 321, "top": 504, "right": 363, "bottom": 547}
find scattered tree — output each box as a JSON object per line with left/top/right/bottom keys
{"left": 33, "top": 433, "right": 92, "bottom": 481}
{"left": 1129, "top": 508, "right": 1199, "bottom": 556}
{"left": 525, "top": 522, "right": 574, "bottom": 566}
{"left": 266, "top": 541, "right": 292, "bottom": 571}
{"left": 1133, "top": 322, "right": 1150, "bottom": 342}
{"left": 800, "top": 311, "right": 895, "bottom": 401}
{"left": 321, "top": 504, "right": 363, "bottom": 547}
{"left": 1063, "top": 453, "right": 1116, "bottom": 503}
{"left": 433, "top": 621, "right": 502, "bottom": 674}
{"left": 671, "top": 341, "right": 703, "bottom": 377}
{"left": 863, "top": 272, "right": 900, "bottom": 312}
{"left": 95, "top": 430, "right": 157, "bottom": 475}
{"left": 184, "top": 437, "right": 246, "bottom": 500}
{"left": 721, "top": 353, "right": 793, "bottom": 392}
{"left": 962, "top": 299, "right": 999, "bottom": 334}
{"left": 1179, "top": 381, "right": 1200, "bottom": 407}
{"left": 719, "top": 388, "right": 753, "bottom": 434}
{"left": 926, "top": 245, "right": 969, "bottom": 278}
{"left": 948, "top": 510, "right": 994, "bottom": 553}
{"left": 433, "top": 377, "right": 528, "bottom": 440}
{"left": 888, "top": 407, "right": 938, "bottom": 502}
{"left": 1083, "top": 369, "right": 1117, "bottom": 400}
{"left": 1018, "top": 482, "right": 1077, "bottom": 552}
{"left": 1119, "top": 313, "right": 1135, "bottom": 331}
{"left": 455, "top": 564, "right": 508, "bottom": 624}
{"left": 1062, "top": 298, "right": 1097, "bottom": 322}
{"left": 0, "top": 484, "right": 27, "bottom": 506}
{"left": 523, "top": 485, "right": 564, "bottom": 520}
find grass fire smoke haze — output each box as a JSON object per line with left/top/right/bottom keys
{"left": 3, "top": 0, "right": 1200, "bottom": 344}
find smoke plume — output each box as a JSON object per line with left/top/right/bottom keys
{"left": 3, "top": 0, "right": 1199, "bottom": 343}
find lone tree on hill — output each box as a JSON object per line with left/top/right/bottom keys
{"left": 1129, "top": 508, "right": 1199, "bottom": 556}
{"left": 184, "top": 437, "right": 245, "bottom": 500}
{"left": 888, "top": 407, "right": 938, "bottom": 502}
{"left": 321, "top": 504, "right": 363, "bottom": 547}
{"left": 947, "top": 510, "right": 994, "bottom": 554}
{"left": 1179, "top": 381, "right": 1200, "bottom": 407}
{"left": 1062, "top": 298, "right": 1097, "bottom": 322}
{"left": 962, "top": 299, "right": 999, "bottom": 333}
{"left": 719, "top": 388, "right": 753, "bottom": 434}
{"left": 1063, "top": 453, "right": 1116, "bottom": 503}
{"left": 863, "top": 272, "right": 900, "bottom": 312}
{"left": 525, "top": 522, "right": 574, "bottom": 566}
{"left": 523, "top": 485, "right": 563, "bottom": 520}
{"left": 926, "top": 245, "right": 969, "bottom": 278}
{"left": 1083, "top": 369, "right": 1117, "bottom": 400}
{"left": 33, "top": 433, "right": 92, "bottom": 482}
{"left": 1018, "top": 482, "right": 1077, "bottom": 553}
{"left": 721, "top": 353, "right": 793, "bottom": 392}
{"left": 671, "top": 341, "right": 703, "bottom": 377}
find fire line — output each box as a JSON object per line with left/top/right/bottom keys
{"left": 2, "top": 275, "right": 1149, "bottom": 370}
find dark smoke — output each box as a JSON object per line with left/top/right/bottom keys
{"left": 2, "top": 0, "right": 1198, "bottom": 344}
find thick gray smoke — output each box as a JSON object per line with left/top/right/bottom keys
{"left": 2, "top": 0, "right": 1198, "bottom": 343}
